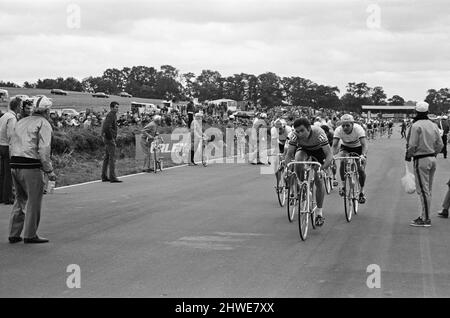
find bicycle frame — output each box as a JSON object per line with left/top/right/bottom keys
{"left": 287, "top": 160, "right": 322, "bottom": 241}
{"left": 151, "top": 136, "right": 164, "bottom": 173}
{"left": 268, "top": 153, "right": 288, "bottom": 207}
{"left": 334, "top": 154, "right": 362, "bottom": 221}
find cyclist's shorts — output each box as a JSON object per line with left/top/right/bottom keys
{"left": 296, "top": 148, "right": 326, "bottom": 165}
{"left": 340, "top": 145, "right": 363, "bottom": 156}
{"left": 279, "top": 143, "right": 285, "bottom": 154}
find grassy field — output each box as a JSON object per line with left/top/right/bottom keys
{"left": 0, "top": 87, "right": 165, "bottom": 113}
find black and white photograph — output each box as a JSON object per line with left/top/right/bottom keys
{"left": 1, "top": 0, "right": 450, "bottom": 303}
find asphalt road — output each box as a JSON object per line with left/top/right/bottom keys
{"left": 1, "top": 127, "right": 450, "bottom": 298}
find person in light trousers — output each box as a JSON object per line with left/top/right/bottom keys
{"left": 8, "top": 96, "right": 56, "bottom": 244}
{"left": 405, "top": 101, "right": 444, "bottom": 227}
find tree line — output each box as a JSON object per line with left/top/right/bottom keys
{"left": 2, "top": 65, "right": 449, "bottom": 113}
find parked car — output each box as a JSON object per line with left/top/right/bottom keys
{"left": 50, "top": 109, "right": 62, "bottom": 117}
{"left": 233, "top": 111, "right": 255, "bottom": 118}
{"left": 119, "top": 92, "right": 132, "bottom": 98}
{"left": 61, "top": 108, "right": 80, "bottom": 117}
{"left": 92, "top": 92, "right": 109, "bottom": 98}
{"left": 51, "top": 89, "right": 68, "bottom": 95}
{"left": 0, "top": 89, "right": 9, "bottom": 102}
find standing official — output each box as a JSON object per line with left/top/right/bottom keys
{"left": 189, "top": 112, "right": 203, "bottom": 166}
{"left": 8, "top": 96, "right": 56, "bottom": 244}
{"left": 406, "top": 102, "right": 444, "bottom": 227}
{"left": 101, "top": 101, "right": 122, "bottom": 183}
{"left": 0, "top": 97, "right": 21, "bottom": 205}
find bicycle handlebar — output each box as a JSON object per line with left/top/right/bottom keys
{"left": 334, "top": 156, "right": 362, "bottom": 161}
{"left": 287, "top": 161, "right": 322, "bottom": 170}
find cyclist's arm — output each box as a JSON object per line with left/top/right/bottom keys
{"left": 360, "top": 137, "right": 368, "bottom": 157}
{"left": 331, "top": 137, "right": 340, "bottom": 156}
{"left": 321, "top": 144, "right": 333, "bottom": 170}
{"left": 285, "top": 143, "right": 297, "bottom": 164}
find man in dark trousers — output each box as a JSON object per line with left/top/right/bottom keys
{"left": 101, "top": 101, "right": 122, "bottom": 183}
{"left": 439, "top": 115, "right": 449, "bottom": 158}
{"left": 0, "top": 97, "right": 21, "bottom": 204}
{"left": 186, "top": 100, "right": 195, "bottom": 128}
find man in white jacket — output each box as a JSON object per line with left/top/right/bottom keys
{"left": 8, "top": 96, "right": 56, "bottom": 244}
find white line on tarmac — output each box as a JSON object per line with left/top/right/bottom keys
{"left": 54, "top": 152, "right": 259, "bottom": 190}
{"left": 55, "top": 164, "right": 188, "bottom": 190}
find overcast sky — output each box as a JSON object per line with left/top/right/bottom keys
{"left": 0, "top": 0, "right": 449, "bottom": 101}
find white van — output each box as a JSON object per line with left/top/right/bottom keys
{"left": 0, "top": 89, "right": 9, "bottom": 102}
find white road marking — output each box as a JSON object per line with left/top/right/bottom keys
{"left": 178, "top": 236, "right": 244, "bottom": 242}
{"left": 166, "top": 232, "right": 265, "bottom": 251}
{"left": 214, "top": 232, "right": 267, "bottom": 237}
{"left": 54, "top": 164, "right": 188, "bottom": 189}
{"left": 54, "top": 153, "right": 241, "bottom": 190}
{"left": 167, "top": 241, "right": 234, "bottom": 251}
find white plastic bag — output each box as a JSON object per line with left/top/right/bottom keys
{"left": 47, "top": 180, "right": 56, "bottom": 194}
{"left": 401, "top": 162, "right": 416, "bottom": 194}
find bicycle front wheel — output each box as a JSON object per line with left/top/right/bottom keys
{"left": 276, "top": 170, "right": 287, "bottom": 207}
{"left": 286, "top": 174, "right": 297, "bottom": 222}
{"left": 298, "top": 182, "right": 309, "bottom": 241}
{"left": 344, "top": 175, "right": 353, "bottom": 222}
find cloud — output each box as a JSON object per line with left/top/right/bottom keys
{"left": 0, "top": 0, "right": 449, "bottom": 101}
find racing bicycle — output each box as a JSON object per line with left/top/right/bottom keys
{"left": 334, "top": 152, "right": 364, "bottom": 222}
{"left": 286, "top": 159, "right": 323, "bottom": 241}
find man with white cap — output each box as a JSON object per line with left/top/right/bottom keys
{"left": 406, "top": 101, "right": 444, "bottom": 227}
{"left": 8, "top": 95, "right": 56, "bottom": 243}
{"left": 250, "top": 113, "right": 268, "bottom": 165}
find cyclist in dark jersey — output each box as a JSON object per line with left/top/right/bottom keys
{"left": 285, "top": 118, "right": 333, "bottom": 226}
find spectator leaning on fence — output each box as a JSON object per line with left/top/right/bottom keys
{"left": 0, "top": 97, "right": 21, "bottom": 205}
{"left": 8, "top": 96, "right": 56, "bottom": 244}
{"left": 405, "top": 101, "right": 444, "bottom": 227}
{"left": 141, "top": 115, "right": 161, "bottom": 172}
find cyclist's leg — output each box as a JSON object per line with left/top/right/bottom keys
{"left": 314, "top": 165, "right": 325, "bottom": 209}
{"left": 294, "top": 150, "right": 308, "bottom": 181}
{"left": 357, "top": 158, "right": 366, "bottom": 191}
{"left": 338, "top": 149, "right": 349, "bottom": 195}
{"left": 307, "top": 152, "right": 326, "bottom": 226}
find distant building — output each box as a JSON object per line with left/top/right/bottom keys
{"left": 361, "top": 105, "right": 416, "bottom": 119}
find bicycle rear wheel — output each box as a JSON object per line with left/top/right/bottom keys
{"left": 344, "top": 175, "right": 353, "bottom": 222}
{"left": 298, "top": 182, "right": 309, "bottom": 241}
{"left": 276, "top": 170, "right": 287, "bottom": 207}
{"left": 202, "top": 146, "right": 208, "bottom": 166}
{"left": 286, "top": 174, "right": 298, "bottom": 222}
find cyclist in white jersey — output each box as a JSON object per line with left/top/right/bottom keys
{"left": 332, "top": 114, "right": 368, "bottom": 204}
